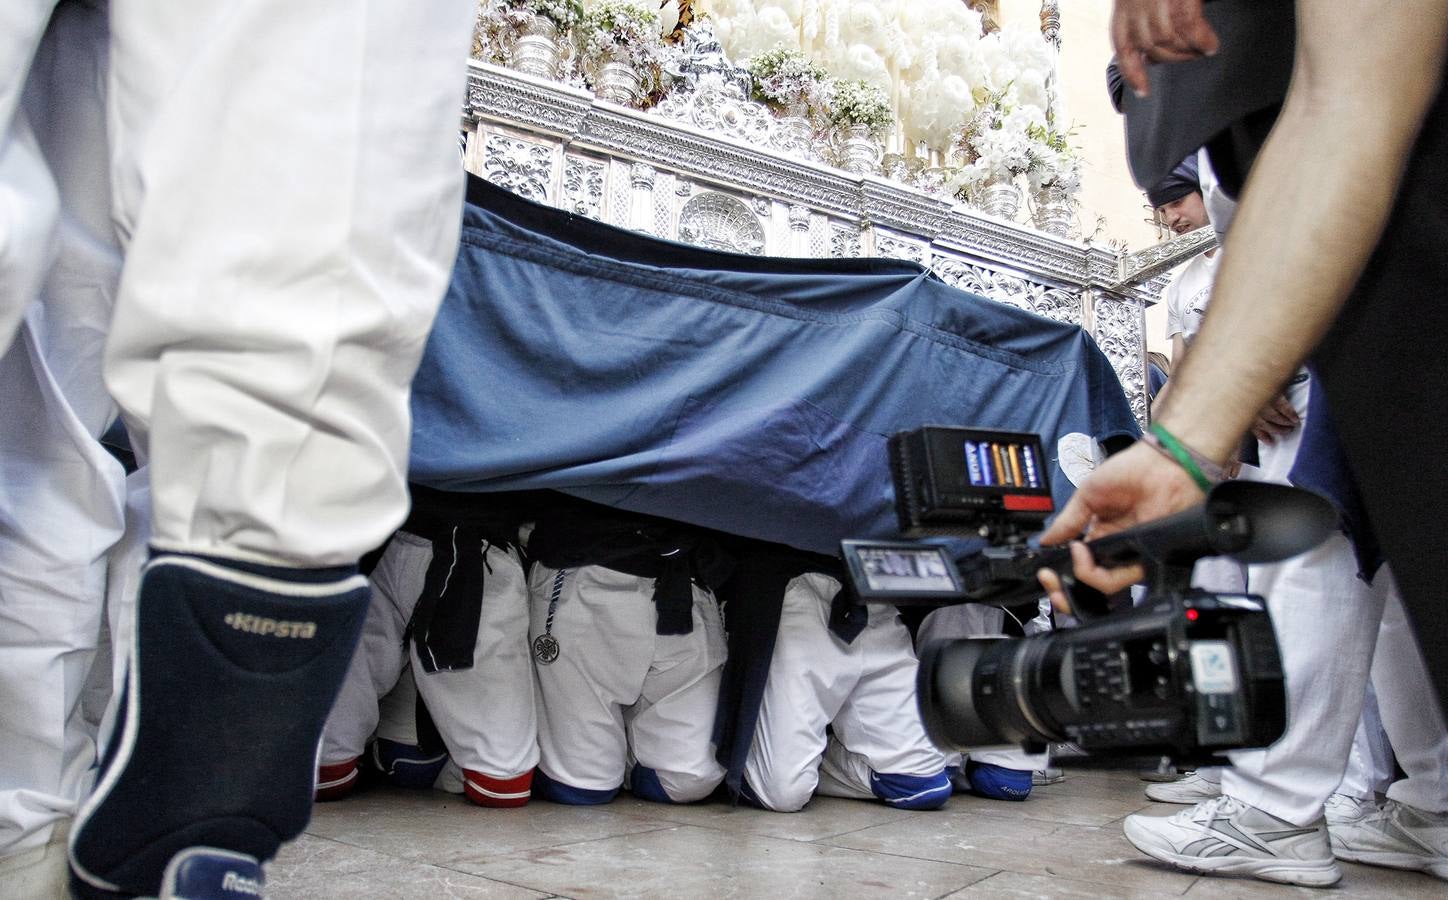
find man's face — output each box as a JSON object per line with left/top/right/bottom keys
{"left": 1156, "top": 191, "right": 1209, "bottom": 236}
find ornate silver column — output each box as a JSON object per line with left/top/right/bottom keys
{"left": 630, "top": 162, "right": 658, "bottom": 235}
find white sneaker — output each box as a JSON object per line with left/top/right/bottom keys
{"left": 1329, "top": 798, "right": 1448, "bottom": 880}
{"left": 1324, "top": 792, "right": 1378, "bottom": 830}
{"left": 1144, "top": 771, "right": 1222, "bottom": 804}
{"left": 1123, "top": 795, "right": 1342, "bottom": 886}
{"left": 1032, "top": 767, "right": 1065, "bottom": 786}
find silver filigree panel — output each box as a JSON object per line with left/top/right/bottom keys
{"left": 677, "top": 191, "right": 765, "bottom": 255}
{"left": 809, "top": 215, "right": 828, "bottom": 259}
{"left": 607, "top": 159, "right": 631, "bottom": 228}
{"left": 482, "top": 133, "right": 554, "bottom": 203}
{"left": 653, "top": 171, "right": 675, "bottom": 237}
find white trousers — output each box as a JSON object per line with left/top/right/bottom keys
{"left": 529, "top": 565, "right": 727, "bottom": 802}
{"left": 1, "top": 0, "right": 472, "bottom": 863}
{"left": 1336, "top": 681, "right": 1394, "bottom": 801}
{"left": 915, "top": 603, "right": 1049, "bottom": 771}
{"left": 0, "top": 3, "right": 123, "bottom": 862}
{"left": 1223, "top": 377, "right": 1448, "bottom": 823}
{"left": 321, "top": 532, "right": 539, "bottom": 782}
{"left": 747, "top": 574, "right": 947, "bottom": 812}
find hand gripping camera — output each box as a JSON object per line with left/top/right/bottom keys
{"left": 839, "top": 426, "right": 1336, "bottom": 765}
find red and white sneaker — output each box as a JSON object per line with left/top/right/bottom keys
{"left": 462, "top": 769, "right": 533, "bottom": 808}
{"left": 314, "top": 758, "right": 361, "bottom": 802}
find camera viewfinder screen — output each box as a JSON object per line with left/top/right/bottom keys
{"left": 964, "top": 438, "right": 1043, "bottom": 489}
{"left": 857, "top": 546, "right": 958, "bottom": 592}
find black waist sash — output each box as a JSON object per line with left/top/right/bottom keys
{"left": 398, "top": 486, "right": 531, "bottom": 674}
{"left": 527, "top": 497, "right": 733, "bottom": 635}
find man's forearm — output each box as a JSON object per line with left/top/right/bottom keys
{"left": 1156, "top": 0, "right": 1448, "bottom": 462}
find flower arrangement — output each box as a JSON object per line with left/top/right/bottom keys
{"left": 473, "top": 0, "right": 586, "bottom": 64}
{"left": 825, "top": 78, "right": 893, "bottom": 134}
{"left": 745, "top": 47, "right": 829, "bottom": 113}
{"left": 513, "top": 0, "right": 586, "bottom": 30}
{"left": 947, "top": 91, "right": 1040, "bottom": 199}
{"left": 1026, "top": 123, "right": 1082, "bottom": 195}
{"left": 577, "top": 0, "right": 671, "bottom": 100}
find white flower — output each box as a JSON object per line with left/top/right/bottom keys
{"left": 656, "top": 0, "right": 679, "bottom": 35}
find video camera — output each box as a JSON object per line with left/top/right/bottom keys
{"left": 839, "top": 426, "right": 1335, "bottom": 765}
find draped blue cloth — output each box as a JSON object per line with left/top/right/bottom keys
{"left": 409, "top": 176, "right": 1139, "bottom": 553}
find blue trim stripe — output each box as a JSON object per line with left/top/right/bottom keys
{"left": 534, "top": 769, "right": 618, "bottom": 806}
{"left": 870, "top": 770, "right": 953, "bottom": 810}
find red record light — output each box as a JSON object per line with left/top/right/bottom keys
{"left": 1185, "top": 608, "right": 1200, "bottom": 622}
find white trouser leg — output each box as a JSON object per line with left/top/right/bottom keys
{"left": 319, "top": 534, "right": 427, "bottom": 765}
{"left": 823, "top": 603, "right": 947, "bottom": 792}
{"left": 915, "top": 604, "right": 1047, "bottom": 771}
{"left": 1373, "top": 572, "right": 1448, "bottom": 814}
{"left": 102, "top": 0, "right": 473, "bottom": 567}
{"left": 1221, "top": 531, "right": 1380, "bottom": 825}
{"left": 91, "top": 467, "right": 152, "bottom": 762}
{"left": 411, "top": 544, "right": 538, "bottom": 780}
{"left": 0, "top": 0, "right": 62, "bottom": 354}
{"left": 1336, "top": 681, "right": 1393, "bottom": 801}
{"left": 625, "top": 588, "right": 727, "bottom": 803}
{"left": 745, "top": 574, "right": 860, "bottom": 812}
{"left": 529, "top": 565, "right": 654, "bottom": 793}
{"left": 1224, "top": 377, "right": 1384, "bottom": 825}
{"left": 0, "top": 2, "right": 124, "bottom": 863}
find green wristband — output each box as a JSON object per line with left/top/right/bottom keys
{"left": 1146, "top": 423, "right": 1219, "bottom": 492}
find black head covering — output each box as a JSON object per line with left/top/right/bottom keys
{"left": 1147, "top": 154, "right": 1200, "bottom": 208}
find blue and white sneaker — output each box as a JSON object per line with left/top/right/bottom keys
{"left": 160, "top": 848, "right": 264, "bottom": 899}
{"left": 963, "top": 760, "right": 1033, "bottom": 801}
{"left": 1124, "top": 795, "right": 1341, "bottom": 887}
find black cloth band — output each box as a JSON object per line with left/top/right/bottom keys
{"left": 527, "top": 494, "right": 733, "bottom": 635}
{"left": 402, "top": 489, "right": 531, "bottom": 674}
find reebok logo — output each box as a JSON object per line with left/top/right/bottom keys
{"left": 221, "top": 871, "right": 261, "bottom": 895}
{"left": 223, "top": 612, "right": 317, "bottom": 639}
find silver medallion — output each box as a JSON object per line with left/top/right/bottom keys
{"left": 532, "top": 633, "right": 560, "bottom": 665}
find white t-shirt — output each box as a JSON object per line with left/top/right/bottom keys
{"left": 1164, "top": 250, "right": 1220, "bottom": 343}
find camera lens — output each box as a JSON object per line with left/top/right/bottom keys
{"left": 917, "top": 638, "right": 1006, "bottom": 750}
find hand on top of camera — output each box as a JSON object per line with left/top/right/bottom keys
{"left": 1035, "top": 441, "right": 1205, "bottom": 613}
{"left": 1112, "top": 0, "right": 1219, "bottom": 98}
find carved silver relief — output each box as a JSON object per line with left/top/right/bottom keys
{"left": 1112, "top": 226, "right": 1216, "bottom": 289}
{"left": 932, "top": 260, "right": 1084, "bottom": 326}
{"left": 630, "top": 162, "right": 657, "bottom": 189}
{"left": 878, "top": 234, "right": 929, "bottom": 266}
{"left": 652, "top": 73, "right": 780, "bottom": 149}
{"left": 831, "top": 225, "right": 863, "bottom": 258}
{"left": 482, "top": 133, "right": 554, "bottom": 203}
{"left": 677, "top": 191, "right": 766, "bottom": 255}
{"left": 562, "top": 155, "right": 606, "bottom": 219}
{"left": 1092, "top": 292, "right": 1149, "bottom": 428}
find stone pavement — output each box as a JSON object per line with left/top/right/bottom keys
{"left": 268, "top": 770, "right": 1444, "bottom": 898}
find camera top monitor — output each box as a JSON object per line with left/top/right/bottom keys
{"left": 890, "top": 426, "right": 1055, "bottom": 539}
